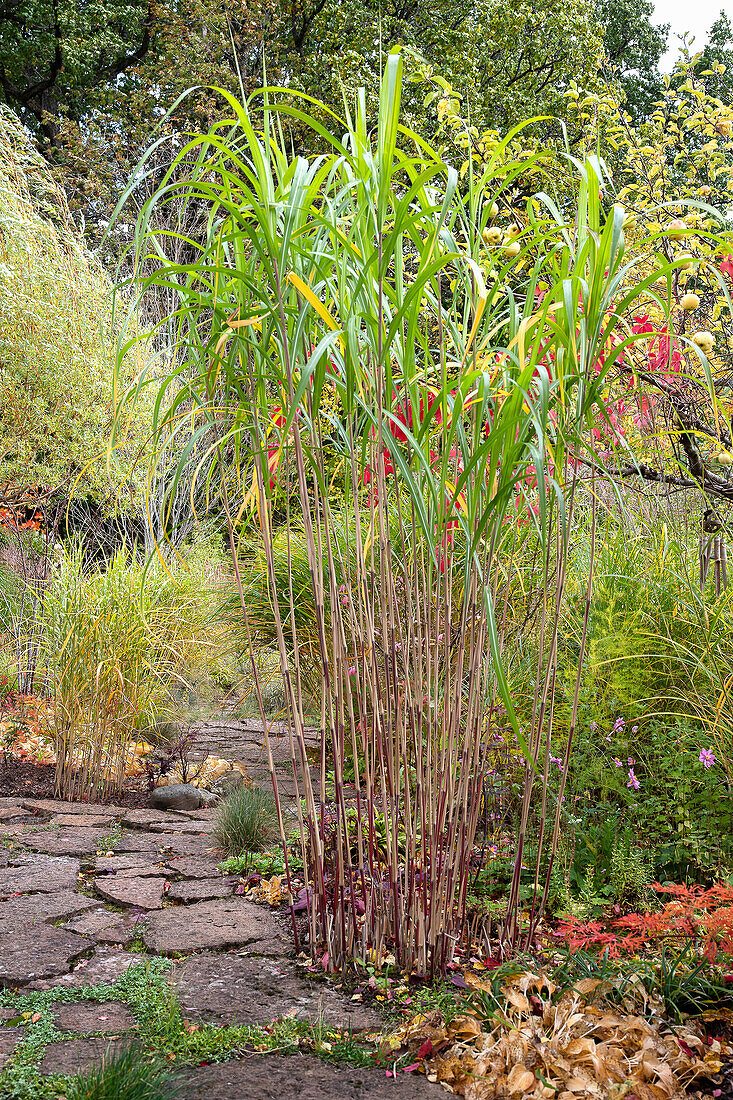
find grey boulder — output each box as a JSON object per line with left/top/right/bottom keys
{"left": 149, "top": 784, "right": 204, "bottom": 811}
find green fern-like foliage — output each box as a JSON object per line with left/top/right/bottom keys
{"left": 610, "top": 841, "right": 653, "bottom": 909}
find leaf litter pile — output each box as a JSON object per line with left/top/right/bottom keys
{"left": 380, "top": 967, "right": 732, "bottom": 1098}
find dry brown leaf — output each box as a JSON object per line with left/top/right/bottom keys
{"left": 564, "top": 1036, "right": 596, "bottom": 1057}
{"left": 506, "top": 1064, "right": 536, "bottom": 1094}
{"left": 464, "top": 972, "right": 496, "bottom": 994}
{"left": 572, "top": 978, "right": 601, "bottom": 995}
{"left": 502, "top": 986, "right": 530, "bottom": 1013}
{"left": 703, "top": 1051, "right": 723, "bottom": 1073}
{"left": 464, "top": 1079, "right": 498, "bottom": 1100}
{"left": 607, "top": 1085, "right": 637, "bottom": 1099}
{"left": 418, "top": 971, "right": 731, "bottom": 1100}
{"left": 624, "top": 1082, "right": 669, "bottom": 1100}
{"left": 564, "top": 1075, "right": 594, "bottom": 1092}
{"left": 701, "top": 1005, "right": 733, "bottom": 1025}
{"left": 449, "top": 1015, "right": 484, "bottom": 1042}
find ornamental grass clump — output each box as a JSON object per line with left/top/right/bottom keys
{"left": 213, "top": 785, "right": 279, "bottom": 856}
{"left": 41, "top": 545, "right": 219, "bottom": 801}
{"left": 65, "top": 1044, "right": 180, "bottom": 1100}
{"left": 118, "top": 52, "right": 714, "bottom": 973}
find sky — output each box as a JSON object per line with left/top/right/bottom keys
{"left": 653, "top": 0, "right": 729, "bottom": 69}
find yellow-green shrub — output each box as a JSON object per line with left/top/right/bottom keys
{"left": 0, "top": 107, "right": 148, "bottom": 504}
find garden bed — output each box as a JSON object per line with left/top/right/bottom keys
{"left": 0, "top": 763, "right": 150, "bottom": 807}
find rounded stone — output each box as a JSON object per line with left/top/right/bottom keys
{"left": 149, "top": 785, "right": 203, "bottom": 812}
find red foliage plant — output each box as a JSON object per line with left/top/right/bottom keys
{"left": 0, "top": 507, "right": 42, "bottom": 533}
{"left": 554, "top": 882, "right": 733, "bottom": 962}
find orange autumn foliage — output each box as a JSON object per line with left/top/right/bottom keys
{"left": 555, "top": 882, "right": 733, "bottom": 961}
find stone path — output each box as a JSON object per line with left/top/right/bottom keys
{"left": 190, "top": 715, "right": 321, "bottom": 801}
{"left": 0, "top": 794, "right": 443, "bottom": 1097}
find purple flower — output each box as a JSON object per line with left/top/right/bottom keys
{"left": 628, "top": 757, "right": 635, "bottom": 766}
{"left": 627, "top": 768, "right": 640, "bottom": 791}
{"left": 613, "top": 758, "right": 623, "bottom": 768}
{"left": 631, "top": 725, "right": 638, "bottom": 734}
{"left": 699, "top": 748, "right": 716, "bottom": 768}
{"left": 589, "top": 721, "right": 597, "bottom": 731}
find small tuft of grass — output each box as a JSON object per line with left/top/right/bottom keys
{"left": 213, "top": 786, "right": 278, "bottom": 858}
{"left": 65, "top": 1044, "right": 180, "bottom": 1100}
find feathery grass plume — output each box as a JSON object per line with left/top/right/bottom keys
{"left": 116, "top": 51, "right": 707, "bottom": 971}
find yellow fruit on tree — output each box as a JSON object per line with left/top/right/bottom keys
{"left": 503, "top": 240, "right": 521, "bottom": 259}
{"left": 676, "top": 253, "right": 696, "bottom": 270}
{"left": 482, "top": 226, "right": 502, "bottom": 245}
{"left": 489, "top": 202, "right": 499, "bottom": 218}
{"left": 718, "top": 451, "right": 733, "bottom": 465}
{"left": 692, "top": 330, "right": 715, "bottom": 353}
{"left": 668, "top": 219, "right": 687, "bottom": 239}
{"left": 680, "top": 292, "right": 700, "bottom": 311}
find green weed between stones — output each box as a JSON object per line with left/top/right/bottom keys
{"left": 0, "top": 959, "right": 388, "bottom": 1099}
{"left": 93, "top": 823, "right": 123, "bottom": 856}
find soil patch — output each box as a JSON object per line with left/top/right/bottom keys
{"left": 0, "top": 763, "right": 150, "bottom": 806}
{"left": 177, "top": 1054, "right": 444, "bottom": 1099}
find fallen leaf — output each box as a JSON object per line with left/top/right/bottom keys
{"left": 507, "top": 1064, "right": 536, "bottom": 1093}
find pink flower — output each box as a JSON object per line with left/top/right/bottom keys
{"left": 613, "top": 758, "right": 623, "bottom": 768}
{"left": 699, "top": 747, "right": 716, "bottom": 768}
{"left": 627, "top": 768, "right": 640, "bottom": 790}
{"left": 348, "top": 667, "right": 356, "bottom": 677}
